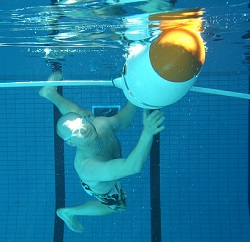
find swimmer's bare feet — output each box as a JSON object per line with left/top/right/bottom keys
{"left": 39, "top": 72, "right": 62, "bottom": 99}
{"left": 56, "top": 208, "right": 84, "bottom": 233}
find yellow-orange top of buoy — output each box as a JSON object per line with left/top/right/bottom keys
{"left": 149, "top": 10, "right": 206, "bottom": 83}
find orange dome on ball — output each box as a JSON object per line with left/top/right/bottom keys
{"left": 149, "top": 27, "right": 205, "bottom": 82}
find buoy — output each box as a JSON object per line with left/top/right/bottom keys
{"left": 114, "top": 10, "right": 206, "bottom": 109}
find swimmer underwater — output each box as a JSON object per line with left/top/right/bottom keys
{"left": 39, "top": 72, "right": 165, "bottom": 233}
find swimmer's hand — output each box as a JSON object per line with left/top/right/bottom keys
{"left": 142, "top": 110, "right": 165, "bottom": 136}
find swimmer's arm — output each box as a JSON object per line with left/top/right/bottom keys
{"left": 80, "top": 110, "right": 165, "bottom": 182}
{"left": 80, "top": 129, "right": 154, "bottom": 181}
{"left": 108, "top": 101, "right": 137, "bottom": 131}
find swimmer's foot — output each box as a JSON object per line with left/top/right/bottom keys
{"left": 56, "top": 208, "right": 84, "bottom": 233}
{"left": 39, "top": 72, "right": 62, "bottom": 99}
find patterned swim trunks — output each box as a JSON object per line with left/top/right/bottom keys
{"left": 81, "top": 180, "right": 127, "bottom": 211}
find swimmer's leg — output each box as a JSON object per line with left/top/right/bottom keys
{"left": 39, "top": 72, "right": 92, "bottom": 116}
{"left": 56, "top": 201, "right": 119, "bottom": 233}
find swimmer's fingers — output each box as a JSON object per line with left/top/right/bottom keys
{"left": 143, "top": 109, "right": 160, "bottom": 121}
{"left": 145, "top": 110, "right": 164, "bottom": 125}
{"left": 155, "top": 115, "right": 165, "bottom": 130}
{"left": 143, "top": 109, "right": 150, "bottom": 121}
{"left": 152, "top": 112, "right": 165, "bottom": 133}
{"left": 156, "top": 123, "right": 165, "bottom": 133}
{"left": 143, "top": 110, "right": 165, "bottom": 135}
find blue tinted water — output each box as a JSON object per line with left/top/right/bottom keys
{"left": 0, "top": 0, "right": 249, "bottom": 241}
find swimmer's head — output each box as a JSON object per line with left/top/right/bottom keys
{"left": 57, "top": 112, "right": 97, "bottom": 147}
